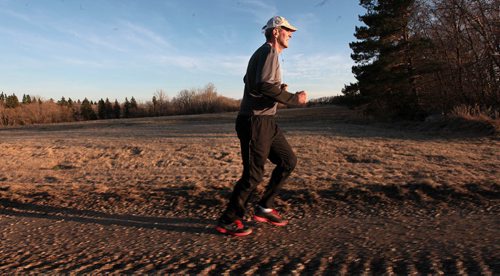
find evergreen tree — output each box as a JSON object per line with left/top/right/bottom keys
{"left": 350, "top": 0, "right": 422, "bottom": 118}
{"left": 123, "top": 97, "right": 131, "bottom": 118}
{"left": 152, "top": 95, "right": 158, "bottom": 115}
{"left": 97, "top": 99, "right": 106, "bottom": 119}
{"left": 67, "top": 98, "right": 74, "bottom": 107}
{"left": 81, "top": 98, "right": 97, "bottom": 120}
{"left": 129, "top": 97, "right": 138, "bottom": 117}
{"left": 58, "top": 96, "right": 68, "bottom": 106}
{"left": 5, "top": 94, "right": 20, "bottom": 108}
{"left": 105, "top": 98, "right": 113, "bottom": 119}
{"left": 130, "top": 97, "right": 138, "bottom": 109}
{"left": 0, "top": 92, "right": 5, "bottom": 106}
{"left": 113, "top": 99, "right": 121, "bottom": 119}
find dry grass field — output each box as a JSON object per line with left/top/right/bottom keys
{"left": 0, "top": 105, "right": 498, "bottom": 274}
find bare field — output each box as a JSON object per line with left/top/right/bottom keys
{"left": 0, "top": 105, "right": 498, "bottom": 274}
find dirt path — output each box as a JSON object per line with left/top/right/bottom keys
{"left": 0, "top": 106, "right": 498, "bottom": 274}
{"left": 0, "top": 199, "right": 498, "bottom": 274}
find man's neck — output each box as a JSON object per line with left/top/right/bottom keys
{"left": 267, "top": 41, "right": 283, "bottom": 54}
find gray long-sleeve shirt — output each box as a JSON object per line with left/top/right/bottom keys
{"left": 239, "top": 43, "right": 301, "bottom": 116}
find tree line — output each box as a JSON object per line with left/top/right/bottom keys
{"left": 0, "top": 83, "right": 240, "bottom": 126}
{"left": 342, "top": 0, "right": 499, "bottom": 120}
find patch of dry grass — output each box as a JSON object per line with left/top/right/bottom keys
{"left": 0, "top": 106, "right": 497, "bottom": 216}
{"left": 448, "top": 104, "right": 500, "bottom": 135}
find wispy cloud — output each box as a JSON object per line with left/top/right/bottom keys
{"left": 0, "top": 7, "right": 127, "bottom": 54}
{"left": 67, "top": 30, "right": 128, "bottom": 53}
{"left": 49, "top": 20, "right": 159, "bottom": 54}
{"left": 2, "top": 6, "right": 172, "bottom": 56}
{"left": 0, "top": 25, "right": 79, "bottom": 54}
{"left": 208, "top": 55, "right": 248, "bottom": 75}
{"left": 119, "top": 20, "right": 171, "bottom": 49}
{"left": 154, "top": 54, "right": 247, "bottom": 74}
{"left": 156, "top": 55, "right": 202, "bottom": 70}
{"left": 235, "top": 0, "right": 278, "bottom": 25}
{"left": 0, "top": 8, "right": 33, "bottom": 23}
{"left": 56, "top": 57, "right": 108, "bottom": 68}
{"left": 284, "top": 53, "right": 354, "bottom": 80}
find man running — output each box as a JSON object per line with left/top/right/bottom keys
{"left": 216, "top": 16, "right": 307, "bottom": 236}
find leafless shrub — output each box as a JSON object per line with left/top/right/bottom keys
{"left": 443, "top": 104, "right": 500, "bottom": 134}
{"left": 170, "top": 83, "right": 240, "bottom": 115}
{"left": 449, "top": 104, "right": 499, "bottom": 120}
{"left": 0, "top": 102, "right": 76, "bottom": 126}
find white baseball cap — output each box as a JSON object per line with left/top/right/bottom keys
{"left": 262, "top": 16, "right": 297, "bottom": 32}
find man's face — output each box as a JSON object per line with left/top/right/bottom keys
{"left": 277, "top": 27, "right": 293, "bottom": 49}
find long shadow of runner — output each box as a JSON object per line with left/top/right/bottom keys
{"left": 0, "top": 198, "right": 215, "bottom": 235}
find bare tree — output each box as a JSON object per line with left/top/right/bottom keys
{"left": 154, "top": 89, "right": 170, "bottom": 115}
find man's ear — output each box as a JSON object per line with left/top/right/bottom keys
{"left": 273, "top": 28, "right": 279, "bottom": 38}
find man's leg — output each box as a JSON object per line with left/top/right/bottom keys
{"left": 258, "top": 127, "right": 297, "bottom": 209}
{"left": 221, "top": 116, "right": 272, "bottom": 221}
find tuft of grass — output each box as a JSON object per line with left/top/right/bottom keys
{"left": 449, "top": 104, "right": 498, "bottom": 121}
{"left": 449, "top": 104, "right": 500, "bottom": 135}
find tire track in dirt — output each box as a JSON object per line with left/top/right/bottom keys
{"left": 462, "top": 251, "right": 485, "bottom": 275}
{"left": 392, "top": 253, "right": 412, "bottom": 275}
{"left": 368, "top": 256, "right": 388, "bottom": 275}
{"left": 226, "top": 255, "right": 262, "bottom": 275}
{"left": 0, "top": 251, "right": 32, "bottom": 271}
{"left": 440, "top": 254, "right": 461, "bottom": 275}
{"left": 478, "top": 250, "right": 495, "bottom": 275}
{"left": 252, "top": 256, "right": 273, "bottom": 275}
{"left": 430, "top": 251, "right": 446, "bottom": 275}
{"left": 89, "top": 254, "right": 130, "bottom": 273}
{"left": 100, "top": 254, "right": 160, "bottom": 274}
{"left": 50, "top": 252, "right": 95, "bottom": 272}
{"left": 452, "top": 254, "right": 468, "bottom": 275}
{"left": 155, "top": 255, "right": 198, "bottom": 274}
{"left": 0, "top": 214, "right": 497, "bottom": 275}
{"left": 275, "top": 253, "right": 306, "bottom": 274}
{"left": 325, "top": 251, "right": 347, "bottom": 275}
{"left": 31, "top": 254, "right": 77, "bottom": 272}
{"left": 58, "top": 251, "right": 111, "bottom": 273}
{"left": 345, "top": 253, "right": 367, "bottom": 275}
{"left": 115, "top": 257, "right": 151, "bottom": 273}
{"left": 303, "top": 253, "right": 328, "bottom": 275}
{"left": 0, "top": 248, "right": 498, "bottom": 274}
{"left": 313, "top": 256, "right": 330, "bottom": 275}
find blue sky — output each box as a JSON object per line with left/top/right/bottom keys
{"left": 0, "top": 0, "right": 364, "bottom": 102}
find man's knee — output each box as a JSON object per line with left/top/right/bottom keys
{"left": 284, "top": 153, "right": 297, "bottom": 173}
{"left": 248, "top": 164, "right": 266, "bottom": 187}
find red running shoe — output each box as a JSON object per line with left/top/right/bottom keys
{"left": 253, "top": 207, "right": 288, "bottom": 226}
{"left": 215, "top": 219, "right": 252, "bottom": 237}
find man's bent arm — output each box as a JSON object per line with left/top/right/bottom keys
{"left": 259, "top": 82, "right": 302, "bottom": 107}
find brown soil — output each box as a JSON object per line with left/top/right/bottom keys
{"left": 0, "top": 106, "right": 498, "bottom": 274}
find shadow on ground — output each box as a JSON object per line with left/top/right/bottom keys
{"left": 0, "top": 198, "right": 215, "bottom": 235}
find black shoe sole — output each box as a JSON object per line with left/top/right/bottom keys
{"left": 253, "top": 215, "right": 288, "bottom": 226}
{"left": 215, "top": 226, "right": 253, "bottom": 236}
